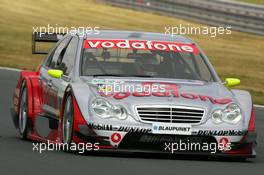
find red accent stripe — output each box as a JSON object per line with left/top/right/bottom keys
{"left": 98, "top": 145, "right": 114, "bottom": 149}
{"left": 248, "top": 107, "right": 255, "bottom": 132}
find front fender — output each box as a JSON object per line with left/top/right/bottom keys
{"left": 231, "top": 89, "right": 253, "bottom": 125}
{"left": 13, "top": 71, "right": 42, "bottom": 119}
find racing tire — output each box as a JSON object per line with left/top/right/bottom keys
{"left": 18, "top": 83, "right": 29, "bottom": 139}
{"left": 62, "top": 94, "right": 74, "bottom": 145}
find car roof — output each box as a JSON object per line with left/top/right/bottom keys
{"left": 79, "top": 30, "right": 194, "bottom": 44}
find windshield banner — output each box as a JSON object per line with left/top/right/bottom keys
{"left": 83, "top": 39, "right": 200, "bottom": 54}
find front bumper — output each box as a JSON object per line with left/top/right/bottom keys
{"left": 73, "top": 123, "right": 256, "bottom": 158}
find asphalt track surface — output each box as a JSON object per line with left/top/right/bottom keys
{"left": 0, "top": 68, "right": 263, "bottom": 175}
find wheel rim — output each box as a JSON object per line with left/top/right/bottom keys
{"left": 62, "top": 97, "right": 73, "bottom": 144}
{"left": 19, "top": 88, "right": 27, "bottom": 134}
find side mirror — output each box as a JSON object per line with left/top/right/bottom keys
{"left": 48, "top": 69, "right": 63, "bottom": 79}
{"left": 224, "top": 78, "right": 240, "bottom": 87}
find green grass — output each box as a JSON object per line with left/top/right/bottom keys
{"left": 0, "top": 0, "right": 263, "bottom": 104}
{"left": 236, "top": 0, "right": 264, "bottom": 4}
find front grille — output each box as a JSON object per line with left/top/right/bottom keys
{"left": 136, "top": 106, "right": 204, "bottom": 124}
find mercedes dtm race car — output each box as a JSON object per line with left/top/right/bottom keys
{"left": 11, "top": 30, "right": 256, "bottom": 159}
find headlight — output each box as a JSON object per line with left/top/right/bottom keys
{"left": 91, "top": 98, "right": 128, "bottom": 120}
{"left": 211, "top": 109, "right": 223, "bottom": 124}
{"left": 211, "top": 103, "right": 242, "bottom": 124}
{"left": 92, "top": 98, "right": 112, "bottom": 117}
{"left": 222, "top": 103, "right": 242, "bottom": 124}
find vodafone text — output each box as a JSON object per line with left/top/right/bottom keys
{"left": 83, "top": 39, "right": 200, "bottom": 54}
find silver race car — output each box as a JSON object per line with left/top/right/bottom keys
{"left": 11, "top": 30, "right": 256, "bottom": 159}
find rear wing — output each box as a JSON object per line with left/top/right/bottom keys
{"left": 32, "top": 32, "right": 66, "bottom": 54}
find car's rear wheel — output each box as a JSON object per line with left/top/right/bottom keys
{"left": 62, "top": 95, "right": 74, "bottom": 145}
{"left": 18, "top": 85, "right": 29, "bottom": 139}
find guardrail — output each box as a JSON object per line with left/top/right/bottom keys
{"left": 100, "top": 0, "right": 264, "bottom": 35}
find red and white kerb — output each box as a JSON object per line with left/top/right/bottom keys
{"left": 83, "top": 39, "right": 200, "bottom": 54}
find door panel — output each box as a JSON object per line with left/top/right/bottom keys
{"left": 50, "top": 36, "right": 79, "bottom": 115}
{"left": 39, "top": 67, "right": 54, "bottom": 115}
{"left": 41, "top": 36, "right": 72, "bottom": 118}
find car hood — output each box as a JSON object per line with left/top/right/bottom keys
{"left": 81, "top": 77, "right": 235, "bottom": 112}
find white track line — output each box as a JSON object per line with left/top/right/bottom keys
{"left": 0, "top": 67, "right": 263, "bottom": 108}
{"left": 254, "top": 104, "right": 264, "bottom": 109}
{"left": 0, "top": 66, "right": 21, "bottom": 72}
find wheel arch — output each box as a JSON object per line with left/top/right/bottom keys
{"left": 60, "top": 85, "right": 87, "bottom": 143}
{"left": 13, "top": 71, "right": 42, "bottom": 127}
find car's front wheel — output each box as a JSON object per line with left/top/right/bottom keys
{"left": 62, "top": 95, "right": 74, "bottom": 145}
{"left": 18, "top": 84, "right": 29, "bottom": 139}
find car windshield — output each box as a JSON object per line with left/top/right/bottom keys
{"left": 80, "top": 39, "right": 215, "bottom": 81}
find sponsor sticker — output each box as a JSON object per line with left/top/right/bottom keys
{"left": 111, "top": 133, "right": 122, "bottom": 143}
{"left": 90, "top": 79, "right": 125, "bottom": 85}
{"left": 219, "top": 137, "right": 231, "bottom": 151}
{"left": 99, "top": 90, "right": 233, "bottom": 105}
{"left": 87, "top": 123, "right": 151, "bottom": 133}
{"left": 83, "top": 39, "right": 200, "bottom": 54}
{"left": 194, "top": 130, "right": 247, "bottom": 136}
{"left": 152, "top": 123, "right": 192, "bottom": 135}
